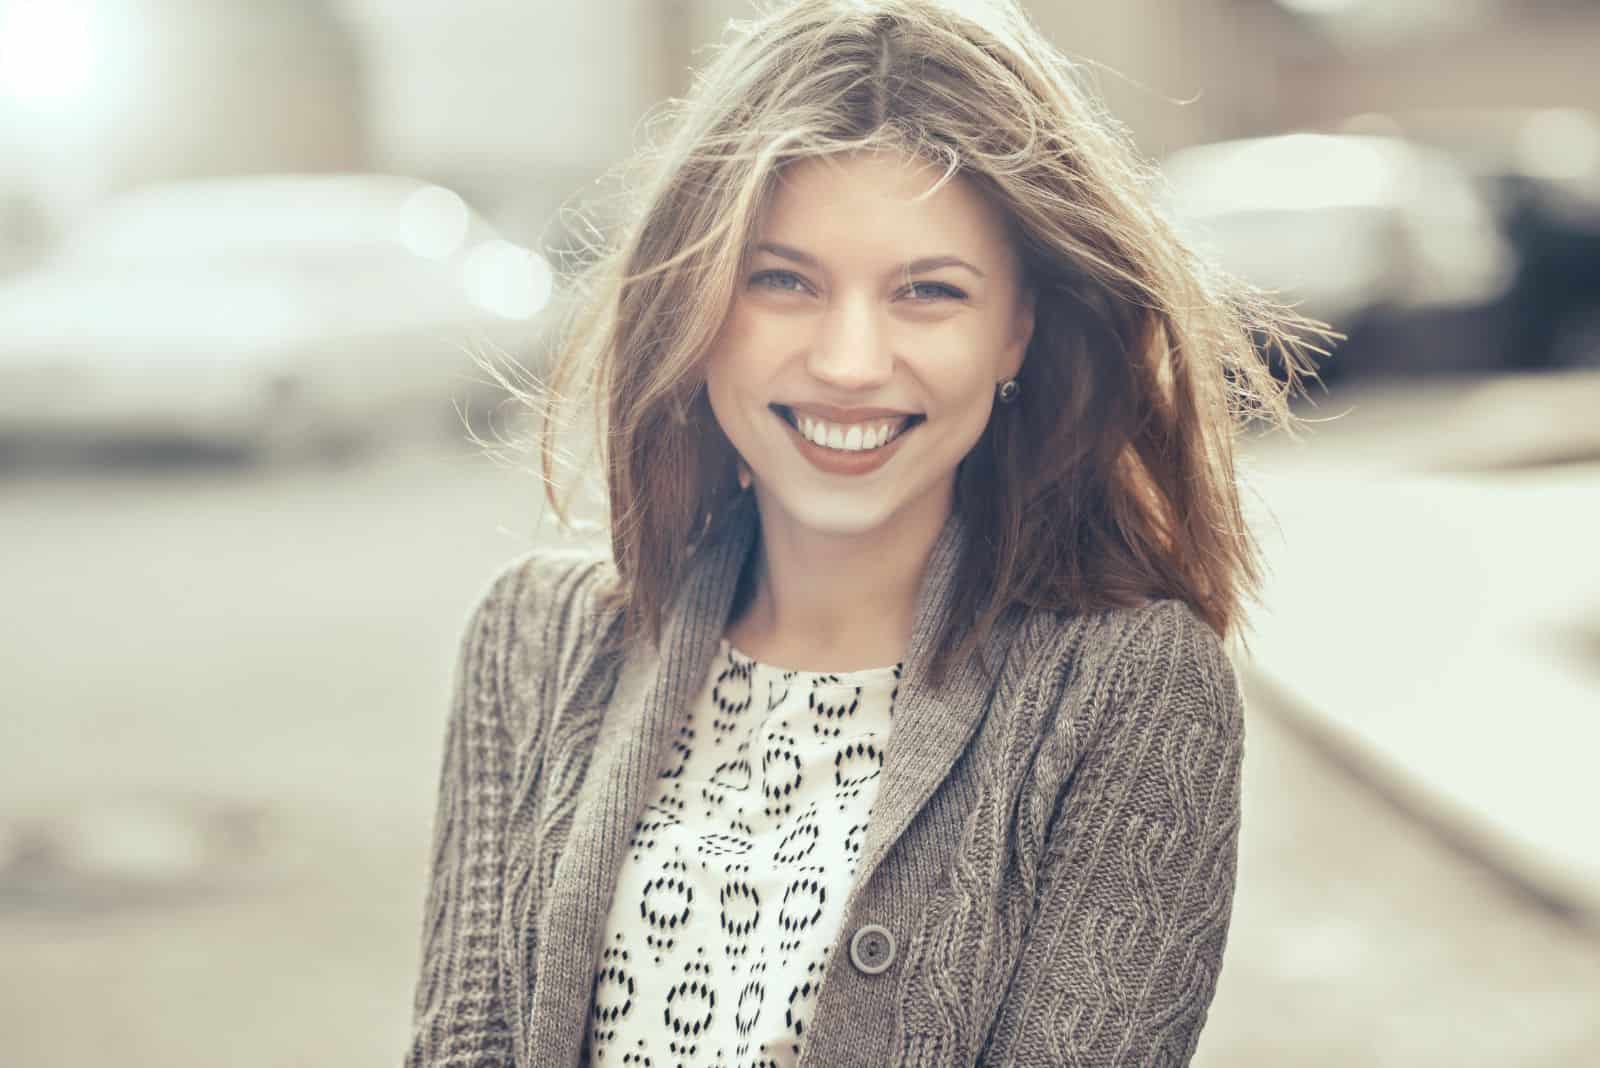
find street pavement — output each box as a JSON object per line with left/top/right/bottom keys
{"left": 1, "top": 404, "right": 1597, "bottom": 1066}
{"left": 1240, "top": 370, "right": 1600, "bottom": 923}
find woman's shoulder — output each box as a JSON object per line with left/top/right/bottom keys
{"left": 455, "top": 542, "right": 623, "bottom": 689}
{"left": 474, "top": 539, "right": 619, "bottom": 627}
{"left": 1016, "top": 595, "right": 1243, "bottom": 740}
{"left": 1019, "top": 594, "right": 1228, "bottom": 665}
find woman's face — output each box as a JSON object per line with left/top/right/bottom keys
{"left": 703, "top": 149, "right": 1034, "bottom": 545}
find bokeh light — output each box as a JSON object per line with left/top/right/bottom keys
{"left": 462, "top": 238, "right": 552, "bottom": 321}
{"left": 397, "top": 184, "right": 470, "bottom": 260}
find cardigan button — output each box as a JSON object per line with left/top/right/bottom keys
{"left": 849, "top": 923, "right": 897, "bottom": 975}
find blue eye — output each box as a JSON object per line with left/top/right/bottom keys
{"left": 906, "top": 281, "right": 966, "bottom": 302}
{"left": 750, "top": 269, "right": 808, "bottom": 293}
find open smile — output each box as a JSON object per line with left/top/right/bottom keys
{"left": 769, "top": 404, "right": 924, "bottom": 476}
{"left": 770, "top": 404, "right": 924, "bottom": 452}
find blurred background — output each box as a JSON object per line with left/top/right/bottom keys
{"left": 1, "top": 1, "right": 1597, "bottom": 1064}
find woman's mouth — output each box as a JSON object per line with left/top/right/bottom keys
{"left": 768, "top": 404, "right": 923, "bottom": 477}
{"left": 770, "top": 405, "right": 923, "bottom": 453}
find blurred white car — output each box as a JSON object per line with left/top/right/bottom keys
{"left": 1333, "top": 109, "right": 1600, "bottom": 372}
{"left": 1161, "top": 133, "right": 1517, "bottom": 379}
{"left": 0, "top": 174, "right": 554, "bottom": 458}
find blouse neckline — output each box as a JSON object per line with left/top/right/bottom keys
{"left": 718, "top": 638, "right": 901, "bottom": 686}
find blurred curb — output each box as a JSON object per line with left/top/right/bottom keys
{"left": 1240, "top": 372, "right": 1600, "bottom": 938}
{"left": 1240, "top": 663, "right": 1600, "bottom": 936}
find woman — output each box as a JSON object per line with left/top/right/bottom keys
{"left": 407, "top": 1, "right": 1320, "bottom": 1065}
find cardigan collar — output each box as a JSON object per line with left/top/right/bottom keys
{"left": 520, "top": 493, "right": 1020, "bottom": 1065}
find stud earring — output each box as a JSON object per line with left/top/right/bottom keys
{"left": 736, "top": 460, "right": 752, "bottom": 490}
{"left": 996, "top": 377, "right": 1021, "bottom": 404}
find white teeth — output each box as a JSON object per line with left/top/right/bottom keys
{"left": 788, "top": 411, "right": 912, "bottom": 452}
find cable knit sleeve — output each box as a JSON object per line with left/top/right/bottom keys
{"left": 404, "top": 566, "right": 523, "bottom": 1067}
{"left": 982, "top": 600, "right": 1245, "bottom": 1066}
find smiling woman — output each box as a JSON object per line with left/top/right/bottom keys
{"left": 702, "top": 150, "right": 1036, "bottom": 668}
{"left": 406, "top": 2, "right": 1325, "bottom": 1066}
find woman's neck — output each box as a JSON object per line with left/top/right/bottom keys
{"left": 726, "top": 491, "right": 950, "bottom": 672}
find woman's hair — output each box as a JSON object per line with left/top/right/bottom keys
{"left": 513, "top": 0, "right": 1327, "bottom": 679}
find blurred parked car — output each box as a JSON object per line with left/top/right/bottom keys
{"left": 0, "top": 174, "right": 553, "bottom": 460}
{"left": 1161, "top": 133, "right": 1517, "bottom": 381}
{"left": 1336, "top": 108, "right": 1600, "bottom": 372}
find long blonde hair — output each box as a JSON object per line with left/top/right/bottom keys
{"left": 512, "top": 0, "right": 1326, "bottom": 677}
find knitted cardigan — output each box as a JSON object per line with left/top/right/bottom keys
{"left": 405, "top": 500, "right": 1245, "bottom": 1066}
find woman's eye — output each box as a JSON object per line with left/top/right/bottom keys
{"left": 750, "top": 270, "right": 808, "bottom": 293}
{"left": 905, "top": 281, "right": 966, "bottom": 302}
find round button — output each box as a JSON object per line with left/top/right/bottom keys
{"left": 849, "top": 923, "right": 897, "bottom": 975}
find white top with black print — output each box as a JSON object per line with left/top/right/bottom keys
{"left": 586, "top": 639, "right": 901, "bottom": 1067}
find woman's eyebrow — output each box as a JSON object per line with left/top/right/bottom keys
{"left": 902, "top": 254, "right": 987, "bottom": 279}
{"left": 755, "top": 241, "right": 987, "bottom": 279}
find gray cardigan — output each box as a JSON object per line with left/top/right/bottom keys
{"left": 406, "top": 501, "right": 1245, "bottom": 1066}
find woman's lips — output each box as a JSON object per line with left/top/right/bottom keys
{"left": 771, "top": 405, "right": 918, "bottom": 476}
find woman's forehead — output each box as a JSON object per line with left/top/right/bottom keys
{"left": 755, "top": 151, "right": 1015, "bottom": 263}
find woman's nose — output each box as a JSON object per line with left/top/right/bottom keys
{"left": 804, "top": 296, "right": 894, "bottom": 389}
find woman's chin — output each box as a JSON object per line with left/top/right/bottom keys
{"left": 749, "top": 481, "right": 952, "bottom": 543}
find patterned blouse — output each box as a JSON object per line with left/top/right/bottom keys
{"left": 586, "top": 639, "right": 901, "bottom": 1066}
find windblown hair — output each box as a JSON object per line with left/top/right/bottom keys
{"left": 520, "top": 0, "right": 1326, "bottom": 679}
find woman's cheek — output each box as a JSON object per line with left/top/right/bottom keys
{"left": 715, "top": 304, "right": 788, "bottom": 372}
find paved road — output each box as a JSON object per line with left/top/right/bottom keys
{"left": 1, "top": 438, "right": 1596, "bottom": 1066}
{"left": 1242, "top": 371, "right": 1600, "bottom": 922}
